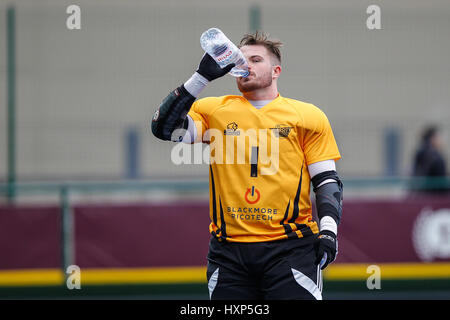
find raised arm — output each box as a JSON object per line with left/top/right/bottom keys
{"left": 151, "top": 54, "right": 234, "bottom": 142}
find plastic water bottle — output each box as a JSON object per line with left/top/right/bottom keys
{"left": 200, "top": 28, "right": 249, "bottom": 78}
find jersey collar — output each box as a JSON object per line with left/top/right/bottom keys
{"left": 240, "top": 93, "right": 282, "bottom": 111}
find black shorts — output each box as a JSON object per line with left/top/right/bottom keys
{"left": 206, "top": 236, "right": 323, "bottom": 300}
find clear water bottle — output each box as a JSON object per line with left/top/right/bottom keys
{"left": 200, "top": 28, "right": 249, "bottom": 78}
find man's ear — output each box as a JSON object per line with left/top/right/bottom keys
{"left": 272, "top": 65, "right": 282, "bottom": 80}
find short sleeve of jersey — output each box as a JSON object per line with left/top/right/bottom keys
{"left": 187, "top": 96, "right": 228, "bottom": 143}
{"left": 300, "top": 105, "right": 341, "bottom": 165}
{"left": 187, "top": 98, "right": 210, "bottom": 143}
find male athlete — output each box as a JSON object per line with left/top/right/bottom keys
{"left": 151, "top": 32, "right": 343, "bottom": 300}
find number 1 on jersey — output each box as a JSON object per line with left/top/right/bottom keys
{"left": 250, "top": 146, "right": 259, "bottom": 177}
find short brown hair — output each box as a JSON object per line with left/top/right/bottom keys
{"left": 238, "top": 31, "right": 283, "bottom": 64}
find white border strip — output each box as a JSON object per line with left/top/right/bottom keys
{"left": 208, "top": 268, "right": 219, "bottom": 299}
{"left": 291, "top": 268, "right": 322, "bottom": 300}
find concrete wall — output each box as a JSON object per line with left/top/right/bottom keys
{"left": 0, "top": 0, "right": 449, "bottom": 180}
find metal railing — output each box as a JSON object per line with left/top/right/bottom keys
{"left": 0, "top": 176, "right": 449, "bottom": 282}
{"left": 0, "top": 179, "right": 210, "bottom": 277}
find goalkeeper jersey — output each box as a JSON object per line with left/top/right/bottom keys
{"left": 188, "top": 93, "right": 341, "bottom": 243}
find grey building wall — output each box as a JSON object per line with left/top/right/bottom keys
{"left": 0, "top": 0, "right": 449, "bottom": 180}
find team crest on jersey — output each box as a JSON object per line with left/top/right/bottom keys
{"left": 270, "top": 124, "right": 292, "bottom": 138}
{"left": 224, "top": 122, "right": 240, "bottom": 136}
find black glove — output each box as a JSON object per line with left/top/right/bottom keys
{"left": 196, "top": 53, "right": 235, "bottom": 81}
{"left": 314, "top": 230, "right": 338, "bottom": 270}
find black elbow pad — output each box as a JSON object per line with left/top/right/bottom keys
{"left": 151, "top": 85, "right": 195, "bottom": 141}
{"left": 312, "top": 170, "right": 343, "bottom": 225}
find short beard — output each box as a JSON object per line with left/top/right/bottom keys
{"left": 237, "top": 72, "right": 273, "bottom": 94}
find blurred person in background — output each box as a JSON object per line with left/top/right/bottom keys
{"left": 412, "top": 125, "right": 449, "bottom": 194}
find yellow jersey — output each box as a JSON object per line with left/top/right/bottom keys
{"left": 188, "top": 93, "right": 341, "bottom": 243}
